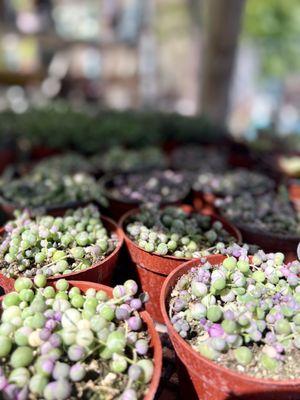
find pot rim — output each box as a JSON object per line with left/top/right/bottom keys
{"left": 0, "top": 196, "right": 92, "bottom": 214}
{"left": 160, "top": 257, "right": 300, "bottom": 387}
{"left": 0, "top": 214, "right": 124, "bottom": 281}
{"left": 119, "top": 206, "right": 242, "bottom": 262}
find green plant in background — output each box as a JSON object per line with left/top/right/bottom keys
{"left": 0, "top": 106, "right": 226, "bottom": 154}
{"left": 243, "top": 0, "right": 300, "bottom": 78}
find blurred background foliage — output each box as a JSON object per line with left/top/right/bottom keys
{"left": 243, "top": 0, "right": 300, "bottom": 78}
{"left": 0, "top": 0, "right": 298, "bottom": 139}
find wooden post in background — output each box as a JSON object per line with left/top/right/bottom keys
{"left": 200, "top": 0, "right": 246, "bottom": 126}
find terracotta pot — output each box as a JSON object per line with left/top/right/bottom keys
{"left": 1, "top": 280, "right": 162, "bottom": 400}
{"left": 120, "top": 207, "right": 242, "bottom": 323}
{"left": 30, "top": 146, "right": 60, "bottom": 161}
{"left": 0, "top": 273, "right": 15, "bottom": 295}
{"left": 0, "top": 148, "right": 15, "bottom": 174}
{"left": 160, "top": 258, "right": 300, "bottom": 400}
{"left": 0, "top": 215, "right": 124, "bottom": 285}
{"left": 227, "top": 140, "right": 256, "bottom": 169}
{"left": 288, "top": 179, "right": 300, "bottom": 212}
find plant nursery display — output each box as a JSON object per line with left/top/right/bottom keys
{"left": 192, "top": 168, "right": 274, "bottom": 198}
{"left": 0, "top": 205, "right": 118, "bottom": 279}
{"left": 103, "top": 170, "right": 191, "bottom": 205}
{"left": 94, "top": 146, "right": 167, "bottom": 174}
{"left": 125, "top": 205, "right": 236, "bottom": 258}
{"left": 170, "top": 145, "right": 228, "bottom": 171}
{"left": 218, "top": 187, "right": 300, "bottom": 237}
{"left": 0, "top": 277, "right": 159, "bottom": 399}
{"left": 0, "top": 172, "right": 106, "bottom": 212}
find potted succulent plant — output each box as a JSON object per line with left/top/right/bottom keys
{"left": 217, "top": 186, "right": 300, "bottom": 261}
{"left": 92, "top": 146, "right": 167, "bottom": 175}
{"left": 0, "top": 205, "right": 123, "bottom": 284}
{"left": 0, "top": 276, "right": 162, "bottom": 399}
{"left": 101, "top": 170, "right": 191, "bottom": 220}
{"left": 192, "top": 169, "right": 275, "bottom": 212}
{"left": 120, "top": 205, "right": 241, "bottom": 322}
{"left": 30, "top": 153, "right": 95, "bottom": 176}
{"left": 0, "top": 170, "right": 107, "bottom": 217}
{"left": 161, "top": 247, "right": 300, "bottom": 400}
{"left": 170, "top": 144, "right": 228, "bottom": 172}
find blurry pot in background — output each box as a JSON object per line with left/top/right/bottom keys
{"left": 101, "top": 170, "right": 191, "bottom": 221}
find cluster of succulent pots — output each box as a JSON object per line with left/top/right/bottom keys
{"left": 0, "top": 172, "right": 106, "bottom": 213}
{"left": 94, "top": 146, "right": 167, "bottom": 174}
{"left": 0, "top": 205, "right": 118, "bottom": 279}
{"left": 3, "top": 126, "right": 300, "bottom": 400}
{"left": 0, "top": 276, "right": 160, "bottom": 400}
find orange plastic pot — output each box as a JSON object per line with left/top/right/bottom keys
{"left": 160, "top": 258, "right": 300, "bottom": 400}
{"left": 120, "top": 207, "right": 242, "bottom": 323}
{"left": 288, "top": 179, "right": 300, "bottom": 212}
{"left": 1, "top": 280, "right": 162, "bottom": 400}
{"left": 0, "top": 273, "right": 14, "bottom": 295}
{"left": 0, "top": 215, "right": 124, "bottom": 285}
